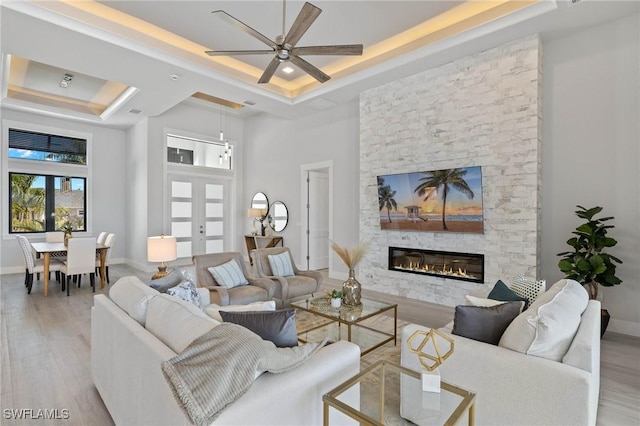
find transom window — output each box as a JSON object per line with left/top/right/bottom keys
{"left": 167, "top": 134, "right": 232, "bottom": 170}
{"left": 9, "top": 128, "right": 87, "bottom": 165}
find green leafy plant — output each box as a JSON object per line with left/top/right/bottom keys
{"left": 329, "top": 289, "right": 342, "bottom": 299}
{"left": 557, "top": 205, "right": 622, "bottom": 300}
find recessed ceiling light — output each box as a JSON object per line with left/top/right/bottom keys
{"left": 59, "top": 73, "right": 73, "bottom": 88}
{"left": 282, "top": 67, "right": 294, "bottom": 74}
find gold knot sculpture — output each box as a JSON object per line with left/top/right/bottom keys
{"left": 407, "top": 328, "right": 455, "bottom": 371}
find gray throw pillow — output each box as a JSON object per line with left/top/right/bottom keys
{"left": 149, "top": 268, "right": 184, "bottom": 293}
{"left": 220, "top": 309, "right": 298, "bottom": 348}
{"left": 452, "top": 301, "right": 524, "bottom": 345}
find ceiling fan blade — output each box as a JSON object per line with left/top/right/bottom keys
{"left": 212, "top": 10, "right": 275, "bottom": 48}
{"left": 258, "top": 57, "right": 282, "bottom": 84}
{"left": 289, "top": 55, "right": 330, "bottom": 83}
{"left": 206, "top": 49, "right": 275, "bottom": 56}
{"left": 292, "top": 44, "right": 363, "bottom": 56}
{"left": 284, "top": 2, "right": 321, "bottom": 48}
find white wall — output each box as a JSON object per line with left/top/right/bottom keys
{"left": 541, "top": 15, "right": 640, "bottom": 336}
{"left": 0, "top": 108, "right": 127, "bottom": 272}
{"left": 243, "top": 99, "right": 360, "bottom": 274}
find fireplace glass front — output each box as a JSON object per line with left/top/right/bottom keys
{"left": 388, "top": 247, "right": 484, "bottom": 283}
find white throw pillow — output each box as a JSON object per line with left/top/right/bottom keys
{"left": 146, "top": 294, "right": 220, "bottom": 353}
{"left": 204, "top": 300, "right": 276, "bottom": 322}
{"left": 268, "top": 252, "right": 294, "bottom": 277}
{"left": 499, "top": 279, "right": 589, "bottom": 361}
{"left": 510, "top": 275, "right": 546, "bottom": 303}
{"left": 207, "top": 259, "right": 249, "bottom": 289}
{"left": 109, "top": 276, "right": 159, "bottom": 326}
{"left": 464, "top": 295, "right": 509, "bottom": 307}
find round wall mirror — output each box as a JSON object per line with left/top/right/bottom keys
{"left": 269, "top": 201, "right": 289, "bottom": 232}
{"left": 251, "top": 192, "right": 269, "bottom": 211}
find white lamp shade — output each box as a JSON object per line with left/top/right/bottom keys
{"left": 248, "top": 208, "right": 266, "bottom": 218}
{"left": 147, "top": 235, "right": 177, "bottom": 262}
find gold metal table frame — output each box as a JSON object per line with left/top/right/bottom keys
{"left": 292, "top": 297, "right": 397, "bottom": 356}
{"left": 323, "top": 360, "right": 476, "bottom": 426}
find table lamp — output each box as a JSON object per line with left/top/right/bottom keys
{"left": 147, "top": 234, "right": 177, "bottom": 280}
{"left": 248, "top": 208, "right": 267, "bottom": 235}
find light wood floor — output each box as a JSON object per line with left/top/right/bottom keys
{"left": 1, "top": 264, "right": 639, "bottom": 425}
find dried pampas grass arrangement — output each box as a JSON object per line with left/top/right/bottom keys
{"left": 330, "top": 241, "right": 369, "bottom": 269}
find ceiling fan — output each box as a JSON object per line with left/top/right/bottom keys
{"left": 205, "top": 1, "right": 363, "bottom": 84}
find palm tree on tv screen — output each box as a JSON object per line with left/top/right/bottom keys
{"left": 414, "top": 168, "right": 474, "bottom": 230}
{"left": 378, "top": 177, "right": 398, "bottom": 223}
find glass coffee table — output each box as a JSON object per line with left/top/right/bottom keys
{"left": 323, "top": 360, "right": 476, "bottom": 426}
{"left": 291, "top": 297, "right": 397, "bottom": 356}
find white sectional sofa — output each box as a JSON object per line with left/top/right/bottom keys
{"left": 402, "top": 279, "right": 601, "bottom": 426}
{"left": 91, "top": 276, "right": 360, "bottom": 425}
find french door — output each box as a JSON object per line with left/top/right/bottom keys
{"left": 168, "top": 175, "right": 229, "bottom": 259}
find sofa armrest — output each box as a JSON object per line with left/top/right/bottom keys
{"left": 248, "top": 277, "right": 276, "bottom": 298}
{"left": 402, "top": 324, "right": 594, "bottom": 426}
{"left": 203, "top": 285, "right": 230, "bottom": 305}
{"left": 296, "top": 270, "right": 323, "bottom": 289}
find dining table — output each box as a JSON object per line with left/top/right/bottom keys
{"left": 30, "top": 241, "right": 109, "bottom": 297}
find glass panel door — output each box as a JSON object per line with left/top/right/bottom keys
{"left": 168, "top": 175, "right": 228, "bottom": 258}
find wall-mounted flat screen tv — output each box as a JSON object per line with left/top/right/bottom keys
{"left": 377, "top": 166, "right": 484, "bottom": 234}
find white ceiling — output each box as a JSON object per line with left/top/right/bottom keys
{"left": 1, "top": 1, "right": 638, "bottom": 128}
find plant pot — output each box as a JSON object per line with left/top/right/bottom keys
{"left": 331, "top": 298, "right": 341, "bottom": 308}
{"left": 601, "top": 309, "right": 610, "bottom": 338}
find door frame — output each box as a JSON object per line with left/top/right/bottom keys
{"left": 300, "top": 160, "right": 333, "bottom": 273}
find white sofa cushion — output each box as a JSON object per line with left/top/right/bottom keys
{"left": 109, "top": 276, "right": 159, "bottom": 326}
{"left": 499, "top": 279, "right": 589, "bottom": 361}
{"left": 146, "top": 294, "right": 221, "bottom": 353}
{"left": 204, "top": 300, "right": 276, "bottom": 322}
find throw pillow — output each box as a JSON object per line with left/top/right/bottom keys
{"left": 452, "top": 301, "right": 524, "bottom": 345}
{"left": 267, "top": 252, "right": 294, "bottom": 277}
{"left": 204, "top": 300, "right": 277, "bottom": 322}
{"left": 510, "top": 275, "right": 546, "bottom": 303}
{"left": 167, "top": 275, "right": 201, "bottom": 308}
{"left": 488, "top": 280, "right": 529, "bottom": 308}
{"left": 220, "top": 309, "right": 298, "bottom": 347}
{"left": 465, "top": 295, "right": 510, "bottom": 308}
{"left": 149, "top": 268, "right": 184, "bottom": 293}
{"left": 146, "top": 294, "right": 220, "bottom": 353}
{"left": 499, "top": 279, "right": 589, "bottom": 361}
{"left": 207, "top": 259, "right": 249, "bottom": 289}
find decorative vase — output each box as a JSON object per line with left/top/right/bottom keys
{"left": 342, "top": 269, "right": 362, "bottom": 306}
{"left": 331, "top": 297, "right": 341, "bottom": 308}
{"left": 64, "top": 231, "right": 72, "bottom": 246}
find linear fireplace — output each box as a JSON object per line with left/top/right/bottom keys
{"left": 388, "top": 247, "right": 484, "bottom": 283}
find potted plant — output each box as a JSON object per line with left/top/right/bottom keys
{"left": 329, "top": 289, "right": 342, "bottom": 308}
{"left": 557, "top": 205, "right": 622, "bottom": 336}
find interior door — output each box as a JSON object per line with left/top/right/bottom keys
{"left": 307, "top": 171, "right": 329, "bottom": 270}
{"left": 168, "top": 175, "right": 227, "bottom": 259}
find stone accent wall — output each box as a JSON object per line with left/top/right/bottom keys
{"left": 359, "top": 35, "right": 542, "bottom": 307}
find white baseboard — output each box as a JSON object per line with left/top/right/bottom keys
{"left": 608, "top": 318, "right": 640, "bottom": 338}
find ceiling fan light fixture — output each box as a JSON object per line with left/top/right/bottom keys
{"left": 282, "top": 67, "right": 294, "bottom": 74}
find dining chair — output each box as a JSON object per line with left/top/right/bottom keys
{"left": 45, "top": 231, "right": 65, "bottom": 243}
{"left": 61, "top": 237, "right": 97, "bottom": 296}
{"left": 95, "top": 233, "right": 116, "bottom": 284}
{"left": 16, "top": 235, "right": 64, "bottom": 294}
{"left": 96, "top": 232, "right": 108, "bottom": 245}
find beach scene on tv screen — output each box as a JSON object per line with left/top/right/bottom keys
{"left": 377, "top": 166, "right": 484, "bottom": 234}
